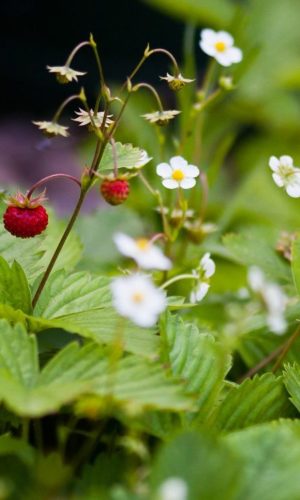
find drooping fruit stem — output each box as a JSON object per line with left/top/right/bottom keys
{"left": 26, "top": 173, "right": 81, "bottom": 199}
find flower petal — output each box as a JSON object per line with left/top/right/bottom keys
{"left": 286, "top": 177, "right": 300, "bottom": 197}
{"left": 183, "top": 164, "right": 200, "bottom": 178}
{"left": 226, "top": 47, "right": 243, "bottom": 63}
{"left": 272, "top": 173, "right": 284, "bottom": 187}
{"left": 162, "top": 179, "right": 179, "bottom": 189}
{"left": 214, "top": 52, "right": 234, "bottom": 67}
{"left": 269, "top": 156, "right": 280, "bottom": 171}
{"left": 200, "top": 29, "right": 217, "bottom": 42}
{"left": 280, "top": 155, "right": 294, "bottom": 167}
{"left": 170, "top": 156, "right": 187, "bottom": 170}
{"left": 217, "top": 31, "right": 234, "bottom": 47}
{"left": 156, "top": 163, "right": 172, "bottom": 178}
{"left": 179, "top": 178, "right": 196, "bottom": 189}
{"left": 199, "top": 40, "right": 217, "bottom": 57}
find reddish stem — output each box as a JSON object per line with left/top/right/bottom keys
{"left": 26, "top": 174, "right": 81, "bottom": 199}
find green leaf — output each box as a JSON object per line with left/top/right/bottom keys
{"left": 143, "top": 0, "right": 235, "bottom": 27}
{"left": 213, "top": 373, "right": 295, "bottom": 431}
{"left": 0, "top": 320, "right": 191, "bottom": 417}
{"left": 224, "top": 421, "right": 300, "bottom": 500}
{"left": 223, "top": 228, "right": 291, "bottom": 283}
{"left": 161, "top": 314, "right": 230, "bottom": 419}
{"left": 0, "top": 207, "right": 82, "bottom": 283}
{"left": 151, "top": 431, "right": 241, "bottom": 500}
{"left": 291, "top": 235, "right": 300, "bottom": 295}
{"left": 0, "top": 257, "right": 32, "bottom": 314}
{"left": 283, "top": 363, "right": 300, "bottom": 413}
{"left": 100, "top": 142, "right": 151, "bottom": 171}
{"left": 33, "top": 270, "right": 111, "bottom": 319}
{"left": 75, "top": 207, "right": 145, "bottom": 272}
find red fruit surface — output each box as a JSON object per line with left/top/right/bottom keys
{"left": 100, "top": 179, "right": 130, "bottom": 206}
{"left": 3, "top": 205, "right": 48, "bottom": 238}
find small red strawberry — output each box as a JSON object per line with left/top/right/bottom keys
{"left": 100, "top": 178, "right": 130, "bottom": 206}
{"left": 3, "top": 192, "right": 48, "bottom": 238}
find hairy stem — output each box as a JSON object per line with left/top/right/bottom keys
{"left": 26, "top": 173, "right": 81, "bottom": 199}
{"left": 32, "top": 190, "right": 86, "bottom": 309}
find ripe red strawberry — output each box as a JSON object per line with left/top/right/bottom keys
{"left": 100, "top": 178, "right": 130, "bottom": 206}
{"left": 3, "top": 192, "right": 48, "bottom": 238}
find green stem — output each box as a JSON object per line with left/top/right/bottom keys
{"left": 148, "top": 48, "right": 180, "bottom": 74}
{"left": 32, "top": 190, "right": 86, "bottom": 309}
{"left": 133, "top": 83, "right": 164, "bottom": 112}
{"left": 65, "top": 41, "right": 91, "bottom": 67}
{"left": 272, "top": 325, "right": 300, "bottom": 373}
{"left": 21, "top": 419, "right": 29, "bottom": 442}
{"left": 52, "top": 94, "right": 81, "bottom": 123}
{"left": 161, "top": 273, "right": 196, "bottom": 290}
{"left": 139, "top": 172, "right": 170, "bottom": 238}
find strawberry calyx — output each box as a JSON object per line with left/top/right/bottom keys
{"left": 5, "top": 190, "right": 47, "bottom": 209}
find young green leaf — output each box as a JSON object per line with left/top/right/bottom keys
{"left": 213, "top": 373, "right": 295, "bottom": 431}
{"left": 0, "top": 257, "right": 32, "bottom": 314}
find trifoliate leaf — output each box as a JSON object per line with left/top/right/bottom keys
{"left": 0, "top": 320, "right": 192, "bottom": 417}
{"left": 213, "top": 373, "right": 295, "bottom": 431}
{"left": 160, "top": 313, "right": 230, "bottom": 419}
{"left": 100, "top": 142, "right": 152, "bottom": 171}
{"left": 224, "top": 421, "right": 300, "bottom": 500}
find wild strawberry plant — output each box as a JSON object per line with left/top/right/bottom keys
{"left": 1, "top": 11, "right": 300, "bottom": 499}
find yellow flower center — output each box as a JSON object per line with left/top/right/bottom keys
{"left": 132, "top": 292, "right": 144, "bottom": 303}
{"left": 215, "top": 41, "right": 226, "bottom": 52}
{"left": 172, "top": 169, "right": 185, "bottom": 181}
{"left": 136, "top": 238, "right": 149, "bottom": 251}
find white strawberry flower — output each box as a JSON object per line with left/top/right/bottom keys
{"left": 111, "top": 274, "right": 167, "bottom": 327}
{"left": 190, "top": 252, "right": 216, "bottom": 303}
{"left": 156, "top": 156, "right": 199, "bottom": 190}
{"left": 72, "top": 108, "right": 114, "bottom": 128}
{"left": 248, "top": 266, "right": 287, "bottom": 335}
{"left": 269, "top": 155, "right": 300, "bottom": 198}
{"left": 114, "top": 233, "right": 172, "bottom": 270}
{"left": 199, "top": 29, "right": 242, "bottom": 67}
{"left": 158, "top": 477, "right": 188, "bottom": 500}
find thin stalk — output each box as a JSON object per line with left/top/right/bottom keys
{"left": 26, "top": 173, "right": 81, "bottom": 199}
{"left": 161, "top": 273, "right": 196, "bottom": 290}
{"left": 122, "top": 53, "right": 147, "bottom": 91}
{"left": 198, "top": 171, "right": 209, "bottom": 223}
{"left": 133, "top": 83, "right": 164, "bottom": 112}
{"left": 139, "top": 172, "right": 170, "bottom": 238}
{"left": 89, "top": 36, "right": 106, "bottom": 90}
{"left": 272, "top": 325, "right": 300, "bottom": 373}
{"left": 65, "top": 41, "right": 91, "bottom": 67}
{"left": 148, "top": 48, "right": 180, "bottom": 74}
{"left": 32, "top": 190, "right": 86, "bottom": 309}
{"left": 52, "top": 94, "right": 81, "bottom": 123}
{"left": 110, "top": 138, "right": 119, "bottom": 177}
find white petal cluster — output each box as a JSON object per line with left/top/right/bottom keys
{"left": 158, "top": 477, "right": 188, "bottom": 500}
{"left": 32, "top": 121, "right": 69, "bottom": 137}
{"left": 199, "top": 29, "right": 242, "bottom": 67}
{"left": 190, "top": 252, "right": 216, "bottom": 303}
{"left": 114, "top": 233, "right": 172, "bottom": 270}
{"left": 111, "top": 274, "right": 167, "bottom": 327}
{"left": 72, "top": 108, "right": 114, "bottom": 128}
{"left": 156, "top": 156, "right": 200, "bottom": 190}
{"left": 248, "top": 266, "right": 287, "bottom": 335}
{"left": 47, "top": 65, "right": 86, "bottom": 83}
{"left": 269, "top": 155, "right": 300, "bottom": 198}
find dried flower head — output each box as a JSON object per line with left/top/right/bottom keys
{"left": 47, "top": 65, "right": 86, "bottom": 84}
{"left": 160, "top": 73, "right": 194, "bottom": 91}
{"left": 33, "top": 121, "right": 69, "bottom": 137}
{"left": 142, "top": 110, "right": 180, "bottom": 126}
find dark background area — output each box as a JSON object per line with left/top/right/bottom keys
{"left": 0, "top": 0, "right": 186, "bottom": 118}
